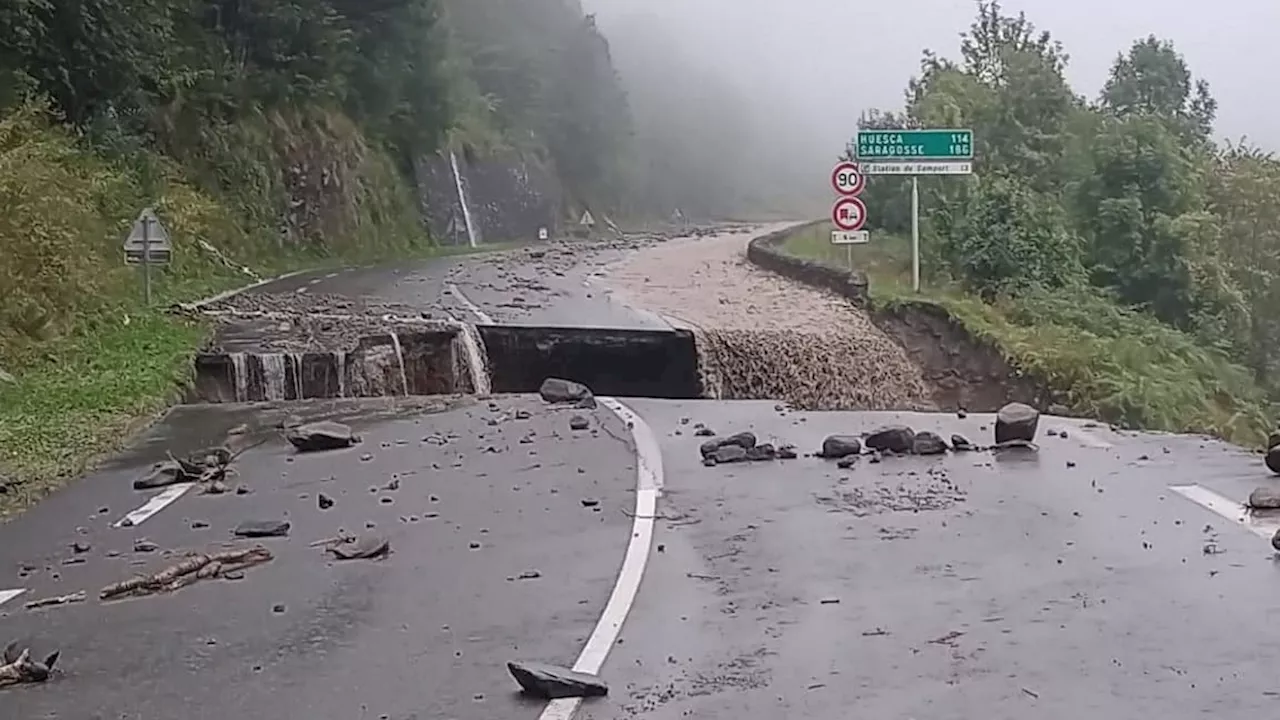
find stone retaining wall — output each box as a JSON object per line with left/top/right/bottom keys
{"left": 745, "top": 221, "right": 870, "bottom": 305}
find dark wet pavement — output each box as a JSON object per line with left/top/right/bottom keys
{"left": 579, "top": 401, "right": 1280, "bottom": 719}
{"left": 0, "top": 396, "right": 636, "bottom": 719}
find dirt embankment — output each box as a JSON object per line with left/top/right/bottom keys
{"left": 600, "top": 227, "right": 934, "bottom": 411}
{"left": 743, "top": 226, "right": 1045, "bottom": 412}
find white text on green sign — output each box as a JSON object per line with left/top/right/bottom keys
{"left": 856, "top": 129, "right": 973, "bottom": 161}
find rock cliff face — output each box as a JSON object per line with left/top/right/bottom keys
{"left": 414, "top": 149, "right": 564, "bottom": 246}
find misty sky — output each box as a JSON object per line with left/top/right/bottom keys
{"left": 585, "top": 0, "right": 1280, "bottom": 160}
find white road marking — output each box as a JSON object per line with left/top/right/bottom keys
{"left": 1170, "top": 484, "right": 1280, "bottom": 540}
{"left": 539, "top": 398, "right": 663, "bottom": 720}
{"left": 113, "top": 483, "right": 195, "bottom": 528}
{"left": 182, "top": 269, "right": 309, "bottom": 310}
{"left": 0, "top": 589, "right": 26, "bottom": 607}
{"left": 445, "top": 282, "right": 493, "bottom": 324}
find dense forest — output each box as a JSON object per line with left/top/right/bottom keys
{"left": 0, "top": 0, "right": 660, "bottom": 367}
{"left": 851, "top": 0, "right": 1280, "bottom": 439}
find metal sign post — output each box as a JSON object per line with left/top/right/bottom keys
{"left": 122, "top": 207, "right": 173, "bottom": 305}
{"left": 855, "top": 128, "right": 975, "bottom": 292}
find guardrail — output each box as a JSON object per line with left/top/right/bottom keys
{"left": 745, "top": 220, "right": 870, "bottom": 305}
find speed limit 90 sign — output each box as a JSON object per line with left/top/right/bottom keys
{"left": 831, "top": 161, "right": 865, "bottom": 196}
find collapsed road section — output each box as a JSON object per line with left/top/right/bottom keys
{"left": 6, "top": 224, "right": 1280, "bottom": 720}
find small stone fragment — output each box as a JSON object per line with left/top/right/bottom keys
{"left": 538, "top": 378, "right": 593, "bottom": 405}
{"left": 71, "top": 542, "right": 90, "bottom": 554}
{"left": 1248, "top": 486, "right": 1280, "bottom": 510}
{"left": 327, "top": 535, "right": 391, "bottom": 560}
{"left": 995, "top": 403, "right": 1040, "bottom": 444}
{"left": 777, "top": 444, "right": 798, "bottom": 460}
{"left": 286, "top": 421, "right": 360, "bottom": 452}
{"left": 699, "top": 432, "right": 757, "bottom": 459}
{"left": 507, "top": 661, "right": 608, "bottom": 699}
{"left": 133, "top": 539, "right": 159, "bottom": 553}
{"left": 836, "top": 456, "right": 857, "bottom": 470}
{"left": 865, "top": 426, "right": 915, "bottom": 454}
{"left": 569, "top": 415, "right": 590, "bottom": 431}
{"left": 694, "top": 425, "right": 715, "bottom": 437}
{"left": 912, "top": 431, "right": 948, "bottom": 456}
{"left": 745, "top": 444, "right": 777, "bottom": 461}
{"left": 318, "top": 492, "right": 335, "bottom": 510}
{"left": 580, "top": 498, "right": 600, "bottom": 508}
{"left": 950, "top": 434, "right": 974, "bottom": 451}
{"left": 1272, "top": 528, "right": 1280, "bottom": 553}
{"left": 817, "top": 435, "right": 861, "bottom": 459}
{"left": 233, "top": 519, "right": 291, "bottom": 538}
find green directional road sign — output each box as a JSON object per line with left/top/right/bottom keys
{"left": 855, "top": 129, "right": 973, "bottom": 162}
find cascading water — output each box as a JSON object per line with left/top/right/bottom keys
{"left": 450, "top": 320, "right": 492, "bottom": 395}
{"left": 292, "top": 353, "right": 305, "bottom": 400}
{"left": 334, "top": 350, "right": 347, "bottom": 398}
{"left": 230, "top": 352, "right": 249, "bottom": 402}
{"left": 448, "top": 149, "right": 479, "bottom": 248}
{"left": 389, "top": 332, "right": 410, "bottom": 395}
{"left": 260, "top": 353, "right": 287, "bottom": 400}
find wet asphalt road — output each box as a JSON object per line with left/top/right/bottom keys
{"left": 6, "top": 226, "right": 1280, "bottom": 717}
{"left": 0, "top": 396, "right": 637, "bottom": 719}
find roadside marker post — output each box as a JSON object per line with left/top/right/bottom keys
{"left": 854, "top": 128, "right": 974, "bottom": 292}
{"left": 829, "top": 162, "right": 867, "bottom": 270}
{"left": 122, "top": 207, "right": 173, "bottom": 306}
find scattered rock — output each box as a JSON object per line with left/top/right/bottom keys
{"left": 286, "top": 421, "right": 360, "bottom": 452}
{"left": 71, "top": 542, "right": 90, "bottom": 554}
{"left": 865, "top": 426, "right": 915, "bottom": 454}
{"left": 1272, "top": 528, "right": 1280, "bottom": 553}
{"left": 517, "top": 569, "right": 542, "bottom": 580}
{"left": 711, "top": 445, "right": 749, "bottom": 464}
{"left": 817, "top": 435, "right": 861, "bottom": 459}
{"left": 507, "top": 661, "right": 608, "bottom": 699}
{"left": 538, "top": 378, "right": 593, "bottom": 405}
{"left": 1269, "top": 430, "right": 1280, "bottom": 450}
{"left": 580, "top": 498, "right": 600, "bottom": 508}
{"left": 693, "top": 424, "right": 715, "bottom": 437}
{"left": 746, "top": 444, "right": 778, "bottom": 461}
{"left": 777, "top": 444, "right": 798, "bottom": 460}
{"left": 133, "top": 539, "right": 159, "bottom": 553}
{"left": 318, "top": 492, "right": 335, "bottom": 510}
{"left": 569, "top": 415, "right": 590, "bottom": 431}
{"left": 133, "top": 461, "right": 188, "bottom": 491}
{"left": 327, "top": 535, "right": 390, "bottom": 560}
{"left": 1248, "top": 487, "right": 1280, "bottom": 510}
{"left": 911, "top": 431, "right": 948, "bottom": 456}
{"left": 233, "top": 519, "right": 291, "bottom": 538}
{"left": 995, "top": 403, "right": 1040, "bottom": 443}
{"left": 0, "top": 641, "right": 59, "bottom": 687}
{"left": 950, "top": 434, "right": 974, "bottom": 452}
{"left": 1266, "top": 445, "right": 1280, "bottom": 475}
{"left": 699, "top": 432, "right": 756, "bottom": 459}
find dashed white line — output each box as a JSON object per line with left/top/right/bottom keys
{"left": 1170, "top": 484, "right": 1280, "bottom": 540}
{"left": 539, "top": 398, "right": 663, "bottom": 720}
{"left": 445, "top": 282, "right": 493, "bottom": 324}
{"left": 0, "top": 589, "right": 26, "bottom": 607}
{"left": 113, "top": 483, "right": 195, "bottom": 528}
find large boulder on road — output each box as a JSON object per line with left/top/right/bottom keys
{"left": 865, "top": 426, "right": 915, "bottom": 454}
{"left": 539, "top": 378, "right": 594, "bottom": 406}
{"left": 286, "top": 421, "right": 360, "bottom": 452}
{"left": 995, "top": 403, "right": 1039, "bottom": 444}
{"left": 817, "top": 435, "right": 861, "bottom": 459}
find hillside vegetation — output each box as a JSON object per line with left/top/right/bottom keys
{"left": 0, "top": 0, "right": 643, "bottom": 507}
{"left": 791, "top": 1, "right": 1277, "bottom": 445}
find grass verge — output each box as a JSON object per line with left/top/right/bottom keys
{"left": 781, "top": 223, "right": 1272, "bottom": 447}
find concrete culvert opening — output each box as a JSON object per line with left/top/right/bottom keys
{"left": 477, "top": 325, "right": 701, "bottom": 398}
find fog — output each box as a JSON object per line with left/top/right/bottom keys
{"left": 584, "top": 0, "right": 1280, "bottom": 214}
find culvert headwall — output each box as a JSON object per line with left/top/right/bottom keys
{"left": 190, "top": 319, "right": 703, "bottom": 403}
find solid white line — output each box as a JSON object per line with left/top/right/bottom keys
{"left": 1169, "top": 484, "right": 1280, "bottom": 540}
{"left": 0, "top": 589, "right": 26, "bottom": 607}
{"left": 539, "top": 398, "right": 663, "bottom": 720}
{"left": 181, "top": 270, "right": 309, "bottom": 310}
{"left": 113, "top": 483, "right": 195, "bottom": 528}
{"left": 446, "top": 282, "right": 493, "bottom": 324}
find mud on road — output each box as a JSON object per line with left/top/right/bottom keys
{"left": 599, "top": 229, "right": 934, "bottom": 411}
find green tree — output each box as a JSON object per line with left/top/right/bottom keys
{"left": 1100, "top": 35, "right": 1216, "bottom": 142}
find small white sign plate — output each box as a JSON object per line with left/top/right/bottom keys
{"left": 861, "top": 161, "right": 973, "bottom": 175}
{"left": 831, "top": 230, "right": 869, "bottom": 245}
